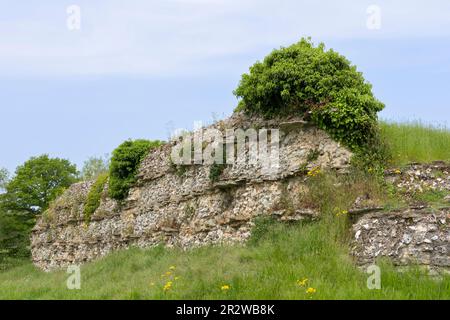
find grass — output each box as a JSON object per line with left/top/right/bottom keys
{"left": 380, "top": 121, "right": 450, "bottom": 166}
{"left": 0, "top": 170, "right": 448, "bottom": 300}
{"left": 0, "top": 219, "right": 448, "bottom": 300}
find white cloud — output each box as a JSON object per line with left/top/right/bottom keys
{"left": 0, "top": 0, "right": 449, "bottom": 76}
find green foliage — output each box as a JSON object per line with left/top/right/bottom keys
{"left": 0, "top": 156, "right": 77, "bottom": 266}
{"left": 0, "top": 210, "right": 33, "bottom": 269}
{"left": 208, "top": 144, "right": 228, "bottom": 182}
{"left": 411, "top": 189, "right": 449, "bottom": 206}
{"left": 306, "top": 148, "right": 320, "bottom": 163}
{"left": 109, "top": 140, "right": 163, "bottom": 200}
{"left": 350, "top": 127, "right": 391, "bottom": 177}
{"left": 2, "top": 155, "right": 78, "bottom": 215}
{"left": 209, "top": 163, "right": 226, "bottom": 182}
{"left": 234, "top": 38, "right": 384, "bottom": 151}
{"left": 247, "top": 216, "right": 277, "bottom": 246}
{"left": 81, "top": 155, "right": 110, "bottom": 181}
{"left": 380, "top": 121, "right": 450, "bottom": 166}
{"left": 83, "top": 173, "right": 109, "bottom": 223}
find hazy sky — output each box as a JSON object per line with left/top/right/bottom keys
{"left": 1, "top": 0, "right": 450, "bottom": 172}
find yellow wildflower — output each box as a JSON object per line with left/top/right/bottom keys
{"left": 306, "top": 287, "right": 317, "bottom": 294}
{"left": 335, "top": 209, "right": 349, "bottom": 217}
{"left": 221, "top": 285, "right": 231, "bottom": 291}
{"left": 296, "top": 278, "right": 308, "bottom": 287}
{"left": 163, "top": 281, "right": 173, "bottom": 291}
{"left": 394, "top": 169, "right": 402, "bottom": 175}
{"left": 307, "top": 166, "right": 321, "bottom": 177}
{"left": 169, "top": 265, "right": 176, "bottom": 270}
{"left": 165, "top": 271, "right": 172, "bottom": 276}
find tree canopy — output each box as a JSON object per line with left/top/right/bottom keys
{"left": 234, "top": 38, "right": 385, "bottom": 151}
{"left": 1, "top": 155, "right": 78, "bottom": 215}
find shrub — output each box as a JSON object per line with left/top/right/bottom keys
{"left": 108, "top": 139, "right": 163, "bottom": 200}
{"left": 83, "top": 173, "right": 109, "bottom": 223}
{"left": 0, "top": 210, "right": 31, "bottom": 269}
{"left": 209, "top": 163, "right": 226, "bottom": 182}
{"left": 234, "top": 38, "right": 385, "bottom": 151}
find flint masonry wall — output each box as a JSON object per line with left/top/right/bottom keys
{"left": 30, "top": 114, "right": 450, "bottom": 272}
{"left": 31, "top": 113, "right": 352, "bottom": 270}
{"left": 351, "top": 163, "right": 450, "bottom": 272}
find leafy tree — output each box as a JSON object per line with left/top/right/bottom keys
{"left": 0, "top": 209, "right": 31, "bottom": 267}
{"left": 109, "top": 140, "right": 163, "bottom": 200}
{"left": 234, "top": 38, "right": 385, "bottom": 151}
{"left": 81, "top": 155, "right": 110, "bottom": 181}
{"left": 2, "top": 155, "right": 78, "bottom": 216}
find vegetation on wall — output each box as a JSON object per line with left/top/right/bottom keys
{"left": 83, "top": 173, "right": 109, "bottom": 223}
{"left": 234, "top": 38, "right": 385, "bottom": 154}
{"left": 209, "top": 163, "right": 226, "bottom": 182}
{"left": 108, "top": 139, "right": 163, "bottom": 200}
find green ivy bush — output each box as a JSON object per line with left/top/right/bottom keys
{"left": 108, "top": 139, "right": 163, "bottom": 200}
{"left": 234, "top": 38, "right": 385, "bottom": 152}
{"left": 83, "top": 172, "right": 109, "bottom": 223}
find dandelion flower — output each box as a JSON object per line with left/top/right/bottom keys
{"left": 221, "top": 285, "right": 231, "bottom": 291}
{"left": 163, "top": 281, "right": 173, "bottom": 292}
{"left": 306, "top": 287, "right": 317, "bottom": 294}
{"left": 296, "top": 278, "right": 308, "bottom": 287}
{"left": 307, "top": 166, "right": 321, "bottom": 177}
{"left": 336, "top": 210, "right": 348, "bottom": 217}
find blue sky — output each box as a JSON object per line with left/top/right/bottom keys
{"left": 1, "top": 0, "right": 450, "bottom": 172}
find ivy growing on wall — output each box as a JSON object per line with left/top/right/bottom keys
{"left": 234, "top": 38, "right": 385, "bottom": 155}
{"left": 108, "top": 139, "right": 163, "bottom": 200}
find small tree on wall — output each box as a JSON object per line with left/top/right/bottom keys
{"left": 234, "top": 38, "right": 385, "bottom": 152}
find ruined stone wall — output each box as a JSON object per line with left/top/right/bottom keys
{"left": 30, "top": 114, "right": 450, "bottom": 273}
{"left": 351, "top": 207, "right": 449, "bottom": 272}
{"left": 31, "top": 114, "right": 352, "bottom": 270}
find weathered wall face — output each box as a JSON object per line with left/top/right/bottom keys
{"left": 30, "top": 113, "right": 450, "bottom": 273}
{"left": 351, "top": 207, "right": 449, "bottom": 271}
{"left": 31, "top": 113, "right": 352, "bottom": 271}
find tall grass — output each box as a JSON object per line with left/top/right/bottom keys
{"left": 0, "top": 170, "right": 448, "bottom": 300}
{"left": 0, "top": 220, "right": 447, "bottom": 300}
{"left": 380, "top": 121, "right": 450, "bottom": 166}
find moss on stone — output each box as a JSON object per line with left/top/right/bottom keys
{"left": 83, "top": 173, "right": 109, "bottom": 223}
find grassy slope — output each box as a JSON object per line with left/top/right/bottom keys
{"left": 380, "top": 121, "right": 450, "bottom": 166}
{"left": 1, "top": 122, "right": 450, "bottom": 300}
{"left": 1, "top": 218, "right": 449, "bottom": 300}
